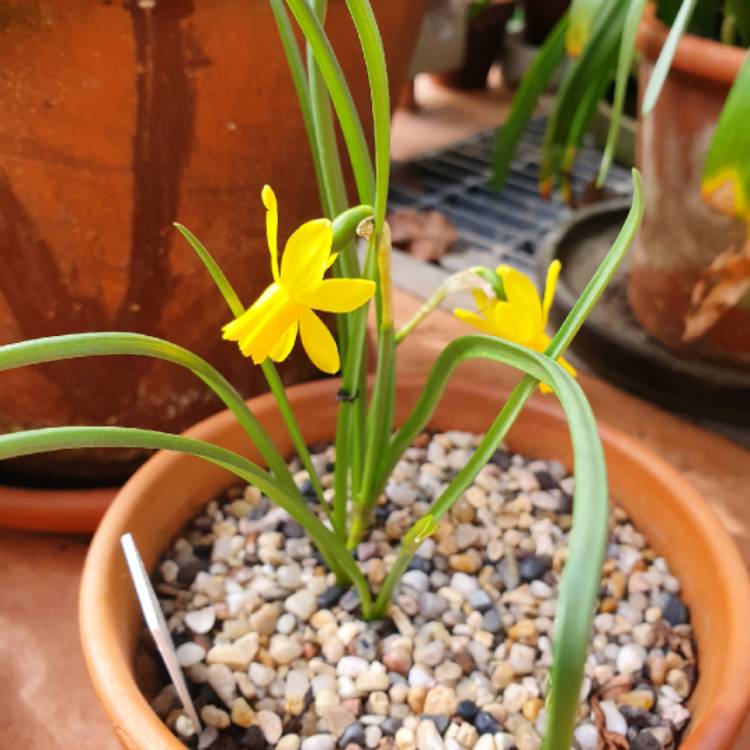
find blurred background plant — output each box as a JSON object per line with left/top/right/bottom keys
{"left": 494, "top": 0, "right": 750, "bottom": 367}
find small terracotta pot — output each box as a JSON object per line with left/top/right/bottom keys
{"left": 80, "top": 377, "right": 750, "bottom": 749}
{"left": 0, "top": 0, "right": 422, "bottom": 483}
{"left": 631, "top": 5, "right": 750, "bottom": 366}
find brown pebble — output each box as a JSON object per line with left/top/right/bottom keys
{"left": 648, "top": 654, "right": 668, "bottom": 686}
{"left": 522, "top": 698, "right": 544, "bottom": 721}
{"left": 303, "top": 642, "right": 319, "bottom": 659}
{"left": 449, "top": 551, "right": 482, "bottom": 573}
{"left": 608, "top": 571, "right": 627, "bottom": 599}
{"left": 407, "top": 687, "right": 427, "bottom": 713}
{"left": 600, "top": 597, "right": 618, "bottom": 614}
{"left": 508, "top": 619, "right": 537, "bottom": 644}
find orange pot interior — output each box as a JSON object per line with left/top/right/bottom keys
{"left": 80, "top": 378, "right": 750, "bottom": 749}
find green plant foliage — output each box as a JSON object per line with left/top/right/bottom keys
{"left": 491, "top": 12, "right": 569, "bottom": 190}
{"left": 566, "top": 0, "right": 607, "bottom": 55}
{"left": 642, "top": 0, "right": 700, "bottom": 114}
{"left": 702, "top": 51, "right": 750, "bottom": 220}
{"left": 539, "top": 0, "right": 628, "bottom": 194}
{"left": 598, "top": 0, "right": 648, "bottom": 185}
{"left": 727, "top": 0, "right": 750, "bottom": 44}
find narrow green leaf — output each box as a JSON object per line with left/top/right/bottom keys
{"left": 642, "top": 0, "right": 699, "bottom": 114}
{"left": 371, "top": 336, "right": 608, "bottom": 750}
{"left": 284, "top": 0, "right": 375, "bottom": 203}
{"left": 540, "top": 0, "right": 627, "bottom": 194}
{"left": 597, "top": 0, "right": 647, "bottom": 185}
{"left": 491, "top": 12, "right": 569, "bottom": 190}
{"left": 0, "top": 332, "right": 298, "bottom": 492}
{"left": 0, "top": 424, "right": 372, "bottom": 594}
{"left": 702, "top": 51, "right": 750, "bottom": 220}
{"left": 566, "top": 0, "right": 606, "bottom": 56}
{"left": 269, "top": 0, "right": 329, "bottom": 214}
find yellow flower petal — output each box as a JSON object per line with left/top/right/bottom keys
{"left": 269, "top": 320, "right": 298, "bottom": 362}
{"left": 223, "top": 284, "right": 300, "bottom": 364}
{"left": 262, "top": 185, "right": 280, "bottom": 282}
{"left": 280, "top": 218, "right": 333, "bottom": 297}
{"left": 454, "top": 307, "right": 501, "bottom": 336}
{"left": 497, "top": 265, "right": 543, "bottom": 326}
{"left": 491, "top": 300, "right": 537, "bottom": 343}
{"left": 542, "top": 260, "right": 561, "bottom": 327}
{"left": 299, "top": 309, "right": 340, "bottom": 373}
{"left": 298, "top": 278, "right": 376, "bottom": 313}
{"left": 471, "top": 288, "right": 492, "bottom": 313}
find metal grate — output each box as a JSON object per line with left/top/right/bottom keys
{"left": 388, "top": 117, "right": 633, "bottom": 282}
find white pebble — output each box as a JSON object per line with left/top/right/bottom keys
{"left": 600, "top": 700, "right": 627, "bottom": 735}
{"left": 616, "top": 644, "right": 646, "bottom": 675}
{"left": 176, "top": 641, "right": 206, "bottom": 668}
{"left": 184, "top": 606, "right": 216, "bottom": 634}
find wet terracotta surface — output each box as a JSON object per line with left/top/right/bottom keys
{"left": 0, "top": 0, "right": 422, "bottom": 481}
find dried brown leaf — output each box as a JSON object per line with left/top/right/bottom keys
{"left": 387, "top": 208, "right": 459, "bottom": 262}
{"left": 684, "top": 240, "right": 750, "bottom": 341}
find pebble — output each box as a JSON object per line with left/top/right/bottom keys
{"left": 508, "top": 644, "right": 536, "bottom": 675}
{"left": 256, "top": 710, "right": 282, "bottom": 743}
{"left": 153, "top": 433, "right": 697, "bottom": 750}
{"left": 600, "top": 700, "right": 628, "bottom": 735}
{"left": 176, "top": 641, "right": 206, "bottom": 668}
{"left": 184, "top": 605, "right": 216, "bottom": 634}
{"left": 617, "top": 644, "right": 647, "bottom": 676}
{"left": 285, "top": 590, "right": 317, "bottom": 621}
{"left": 416, "top": 720, "right": 444, "bottom": 750}
{"left": 518, "top": 555, "right": 550, "bottom": 582}
{"left": 300, "top": 735, "right": 335, "bottom": 750}
{"left": 269, "top": 634, "right": 303, "bottom": 665}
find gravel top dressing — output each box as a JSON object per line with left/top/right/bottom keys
{"left": 149, "top": 430, "right": 696, "bottom": 750}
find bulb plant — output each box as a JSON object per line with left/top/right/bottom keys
{"left": 494, "top": 0, "right": 750, "bottom": 218}
{"left": 0, "top": 2, "right": 645, "bottom": 748}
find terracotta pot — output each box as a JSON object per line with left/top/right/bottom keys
{"left": 431, "top": 0, "right": 516, "bottom": 90}
{"left": 0, "top": 0, "right": 422, "bottom": 483}
{"left": 631, "top": 5, "right": 750, "bottom": 366}
{"left": 80, "top": 377, "right": 750, "bottom": 749}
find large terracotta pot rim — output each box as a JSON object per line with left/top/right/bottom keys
{"left": 79, "top": 376, "right": 750, "bottom": 749}
{"left": 638, "top": 3, "right": 746, "bottom": 85}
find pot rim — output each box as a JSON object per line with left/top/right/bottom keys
{"left": 638, "top": 3, "right": 746, "bottom": 86}
{"left": 79, "top": 376, "right": 750, "bottom": 750}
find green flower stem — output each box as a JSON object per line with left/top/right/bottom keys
{"left": 261, "top": 359, "right": 329, "bottom": 516}
{"left": 331, "top": 205, "right": 374, "bottom": 250}
{"left": 343, "top": 0, "right": 390, "bottom": 232}
{"left": 0, "top": 425, "right": 374, "bottom": 596}
{"left": 355, "top": 227, "right": 395, "bottom": 524}
{"left": 307, "top": 0, "right": 348, "bottom": 220}
{"left": 175, "top": 223, "right": 329, "bottom": 510}
{"left": 0, "top": 333, "right": 296, "bottom": 494}
{"left": 375, "top": 168, "right": 644, "bottom": 495}
{"left": 369, "top": 339, "right": 608, "bottom": 750}
{"left": 283, "top": 0, "right": 375, "bottom": 203}
{"left": 342, "top": 2, "right": 396, "bottom": 531}
{"left": 332, "top": 232, "right": 378, "bottom": 538}
{"left": 394, "top": 268, "right": 487, "bottom": 344}
{"left": 269, "top": 0, "right": 328, "bottom": 208}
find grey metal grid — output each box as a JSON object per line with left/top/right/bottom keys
{"left": 388, "top": 118, "right": 633, "bottom": 278}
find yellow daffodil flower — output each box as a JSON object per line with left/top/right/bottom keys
{"left": 223, "top": 186, "right": 375, "bottom": 373}
{"left": 454, "top": 260, "right": 575, "bottom": 392}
